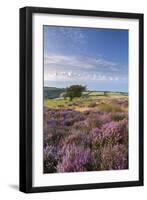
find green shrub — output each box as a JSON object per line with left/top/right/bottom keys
{"left": 99, "top": 103, "right": 123, "bottom": 112}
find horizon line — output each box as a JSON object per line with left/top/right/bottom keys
{"left": 44, "top": 86, "right": 128, "bottom": 93}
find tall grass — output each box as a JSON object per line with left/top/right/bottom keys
{"left": 99, "top": 103, "right": 123, "bottom": 112}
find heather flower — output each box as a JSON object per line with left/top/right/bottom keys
{"left": 97, "top": 113, "right": 112, "bottom": 124}
{"left": 101, "top": 119, "right": 128, "bottom": 146}
{"left": 91, "top": 150, "right": 101, "bottom": 170}
{"left": 47, "top": 119, "right": 57, "bottom": 127}
{"left": 111, "top": 112, "right": 127, "bottom": 121}
{"left": 43, "top": 105, "right": 128, "bottom": 173}
{"left": 90, "top": 127, "right": 102, "bottom": 139}
{"left": 85, "top": 116, "right": 101, "bottom": 129}
{"left": 112, "top": 98, "right": 128, "bottom": 107}
{"left": 43, "top": 144, "right": 59, "bottom": 173}
{"left": 100, "top": 144, "right": 128, "bottom": 170}
{"left": 85, "top": 112, "right": 112, "bottom": 128}
{"left": 57, "top": 144, "right": 92, "bottom": 172}
{"left": 89, "top": 128, "right": 104, "bottom": 150}
{"left": 63, "top": 128, "right": 91, "bottom": 147}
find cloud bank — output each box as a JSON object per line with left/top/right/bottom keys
{"left": 44, "top": 53, "right": 127, "bottom": 82}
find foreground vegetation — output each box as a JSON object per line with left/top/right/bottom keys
{"left": 43, "top": 88, "right": 128, "bottom": 173}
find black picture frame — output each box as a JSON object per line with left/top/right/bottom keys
{"left": 19, "top": 6, "right": 144, "bottom": 193}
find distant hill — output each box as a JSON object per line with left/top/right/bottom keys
{"left": 44, "top": 87, "right": 65, "bottom": 99}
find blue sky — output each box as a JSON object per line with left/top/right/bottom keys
{"left": 44, "top": 26, "right": 128, "bottom": 92}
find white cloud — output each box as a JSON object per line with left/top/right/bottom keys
{"left": 44, "top": 53, "right": 127, "bottom": 82}
{"left": 44, "top": 71, "right": 120, "bottom": 82}
{"left": 44, "top": 54, "right": 95, "bottom": 70}
{"left": 44, "top": 53, "right": 120, "bottom": 70}
{"left": 95, "top": 59, "right": 117, "bottom": 67}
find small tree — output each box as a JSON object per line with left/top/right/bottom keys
{"left": 65, "top": 85, "right": 86, "bottom": 101}
{"left": 104, "top": 91, "right": 107, "bottom": 96}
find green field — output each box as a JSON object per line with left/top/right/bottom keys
{"left": 44, "top": 89, "right": 128, "bottom": 112}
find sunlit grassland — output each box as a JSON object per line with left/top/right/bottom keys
{"left": 44, "top": 91, "right": 128, "bottom": 112}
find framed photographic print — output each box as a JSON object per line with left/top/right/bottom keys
{"left": 19, "top": 7, "right": 144, "bottom": 193}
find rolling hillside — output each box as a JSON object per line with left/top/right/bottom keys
{"left": 44, "top": 87, "right": 65, "bottom": 99}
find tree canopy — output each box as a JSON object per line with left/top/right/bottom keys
{"left": 65, "top": 85, "right": 86, "bottom": 101}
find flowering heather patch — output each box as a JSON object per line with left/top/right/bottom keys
{"left": 43, "top": 100, "right": 128, "bottom": 173}
{"left": 44, "top": 144, "right": 59, "bottom": 173}
{"left": 100, "top": 144, "right": 128, "bottom": 170}
{"left": 112, "top": 98, "right": 128, "bottom": 107}
{"left": 57, "top": 144, "right": 92, "bottom": 172}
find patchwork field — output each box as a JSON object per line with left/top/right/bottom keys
{"left": 43, "top": 88, "right": 128, "bottom": 173}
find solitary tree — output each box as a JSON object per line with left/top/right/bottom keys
{"left": 104, "top": 91, "right": 107, "bottom": 96}
{"left": 65, "top": 85, "right": 86, "bottom": 101}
